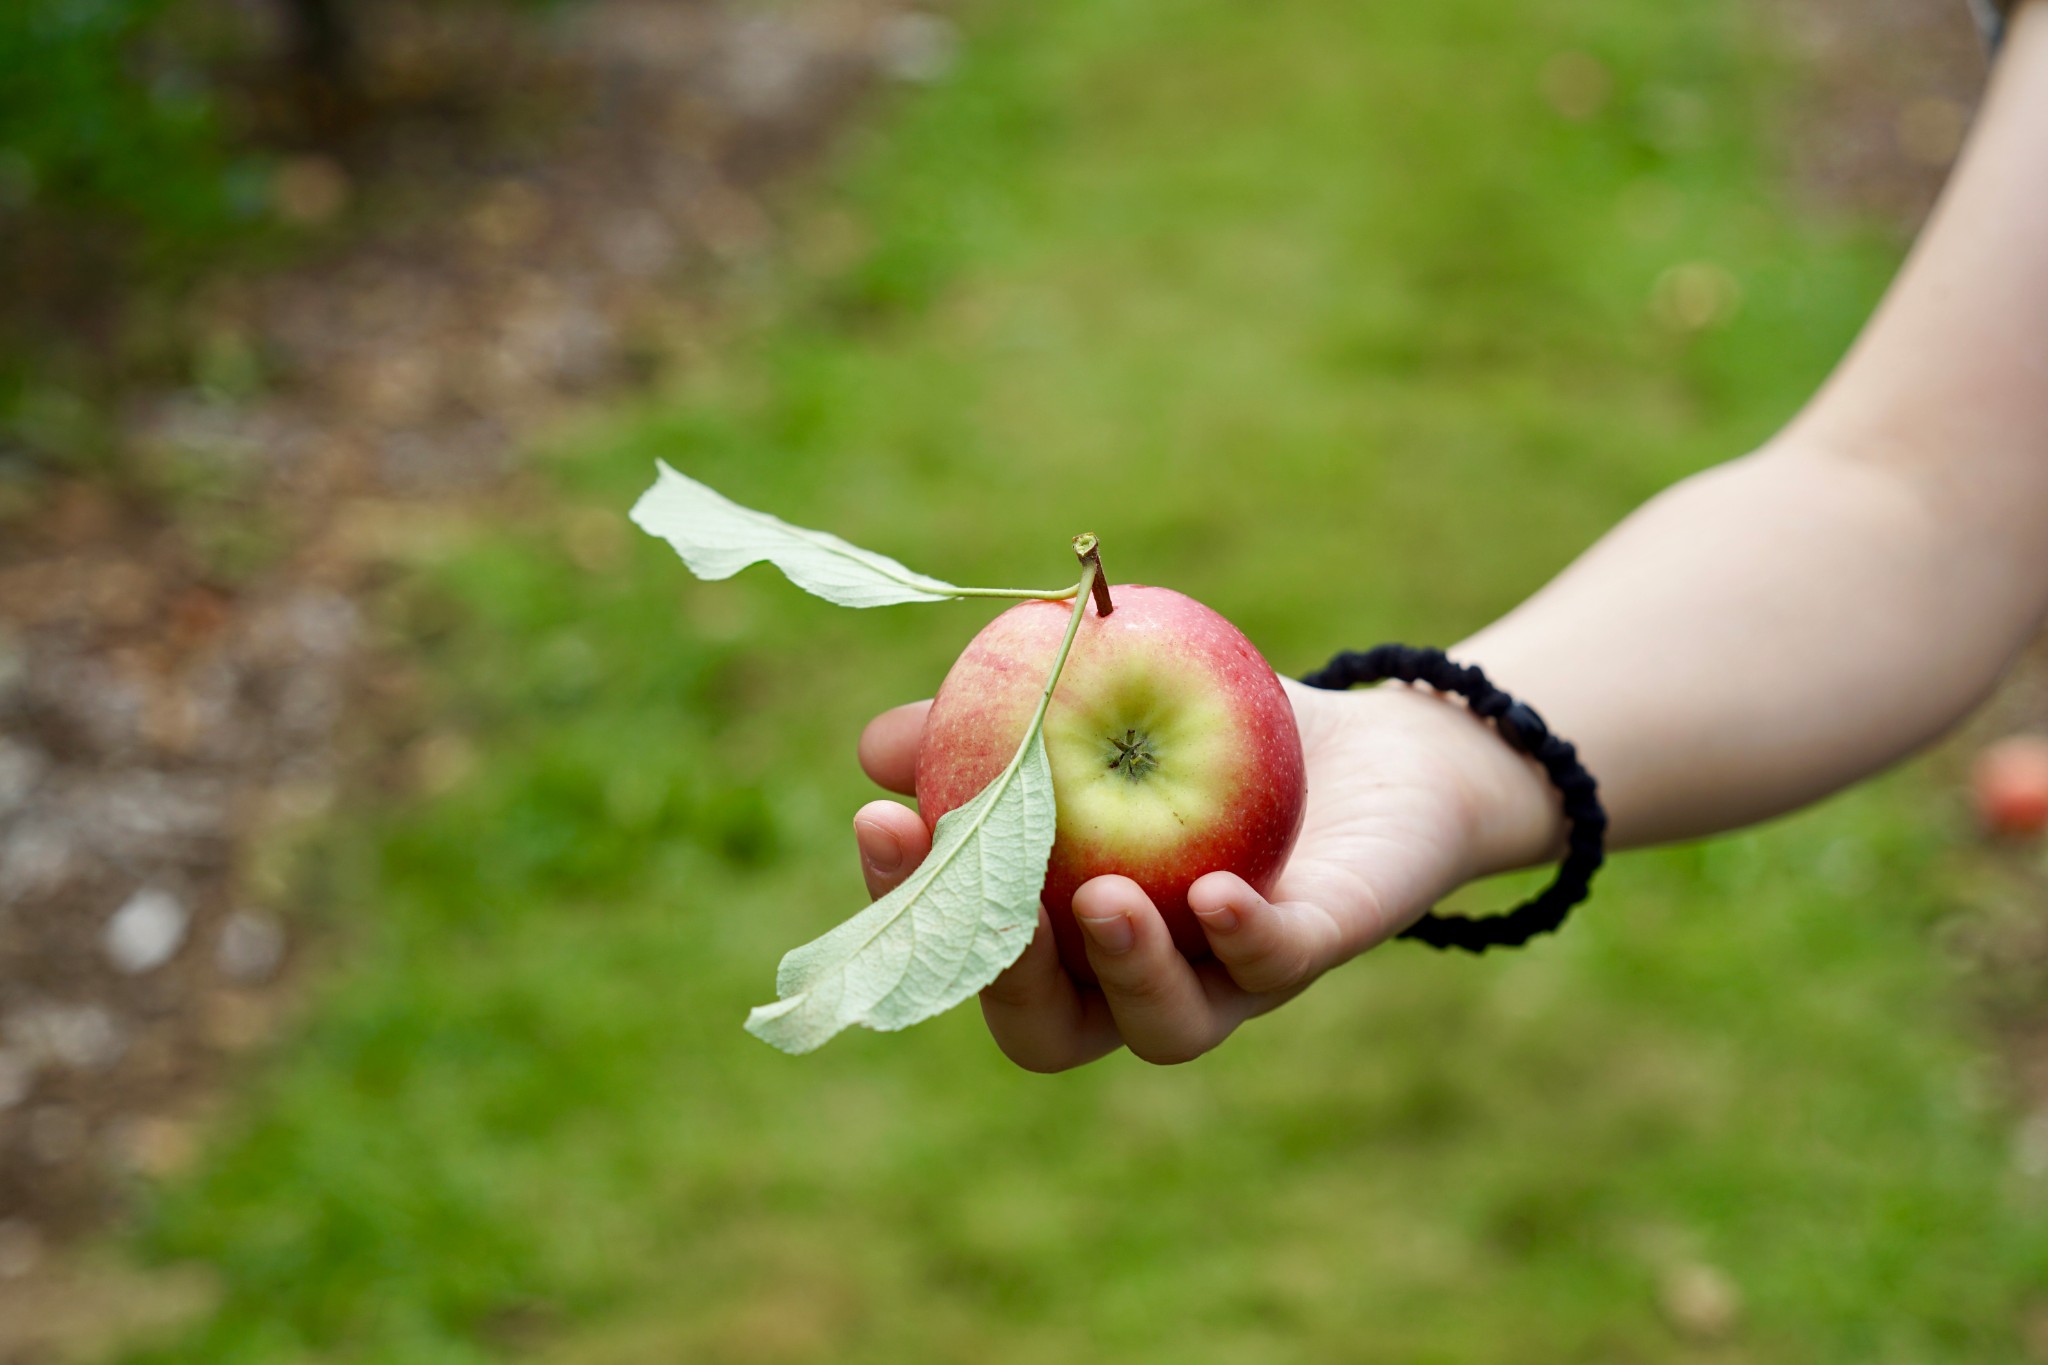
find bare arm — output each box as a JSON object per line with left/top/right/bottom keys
{"left": 1460, "top": 0, "right": 2048, "bottom": 864}
{"left": 851, "top": 3, "right": 2048, "bottom": 1070}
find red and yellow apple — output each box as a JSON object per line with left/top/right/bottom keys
{"left": 1973, "top": 734, "right": 2048, "bottom": 838}
{"left": 915, "top": 585, "right": 1308, "bottom": 978}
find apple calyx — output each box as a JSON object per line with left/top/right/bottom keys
{"left": 1106, "top": 728, "right": 1161, "bottom": 781}
{"left": 916, "top": 579, "right": 1310, "bottom": 980}
{"left": 1072, "top": 532, "right": 1115, "bottom": 617}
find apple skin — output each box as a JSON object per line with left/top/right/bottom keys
{"left": 915, "top": 585, "right": 1307, "bottom": 979}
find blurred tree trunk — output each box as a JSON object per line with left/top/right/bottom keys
{"left": 274, "top": 0, "right": 359, "bottom": 139}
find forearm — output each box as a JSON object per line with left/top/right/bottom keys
{"left": 1458, "top": 448, "right": 2038, "bottom": 857}
{"left": 1454, "top": 3, "right": 2048, "bottom": 864}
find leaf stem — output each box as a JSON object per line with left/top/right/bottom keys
{"left": 858, "top": 556, "right": 1093, "bottom": 904}
{"left": 742, "top": 544, "right": 1099, "bottom": 1050}
{"left": 1024, "top": 555, "right": 1098, "bottom": 742}
{"left": 947, "top": 584, "right": 1082, "bottom": 601}
{"left": 769, "top": 558, "right": 1093, "bottom": 995}
{"left": 876, "top": 558, "right": 1093, "bottom": 900}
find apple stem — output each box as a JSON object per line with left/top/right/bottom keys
{"left": 1072, "top": 533, "right": 1114, "bottom": 616}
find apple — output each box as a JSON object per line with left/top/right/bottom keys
{"left": 915, "top": 584, "right": 1308, "bottom": 979}
{"left": 1972, "top": 735, "right": 2048, "bottom": 839}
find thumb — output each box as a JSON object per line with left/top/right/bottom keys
{"left": 858, "top": 700, "right": 932, "bottom": 796}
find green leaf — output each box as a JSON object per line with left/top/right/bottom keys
{"left": 628, "top": 460, "right": 979, "bottom": 607}
{"left": 744, "top": 732, "right": 1057, "bottom": 1054}
{"left": 744, "top": 555, "right": 1099, "bottom": 1054}
{"left": 627, "top": 461, "right": 1097, "bottom": 1052}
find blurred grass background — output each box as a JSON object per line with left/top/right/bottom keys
{"left": 101, "top": 0, "right": 2046, "bottom": 1359}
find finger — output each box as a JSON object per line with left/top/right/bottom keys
{"left": 979, "top": 907, "right": 1122, "bottom": 1073}
{"left": 858, "top": 700, "right": 932, "bottom": 796}
{"left": 1072, "top": 876, "right": 1223, "bottom": 1066}
{"left": 853, "top": 800, "right": 931, "bottom": 899}
{"left": 1189, "top": 871, "right": 1344, "bottom": 996}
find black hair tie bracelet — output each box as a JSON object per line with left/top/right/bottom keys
{"left": 1299, "top": 645, "right": 1607, "bottom": 954}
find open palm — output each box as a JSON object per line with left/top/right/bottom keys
{"left": 852, "top": 679, "right": 1552, "bottom": 1070}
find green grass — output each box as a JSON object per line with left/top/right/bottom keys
{"left": 123, "top": 0, "right": 2048, "bottom": 1360}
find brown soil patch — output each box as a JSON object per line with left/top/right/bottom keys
{"left": 0, "top": 1, "right": 946, "bottom": 1354}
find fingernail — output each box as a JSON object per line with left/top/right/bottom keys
{"left": 858, "top": 821, "right": 902, "bottom": 876}
{"left": 1194, "top": 902, "right": 1239, "bottom": 933}
{"left": 1077, "top": 911, "right": 1134, "bottom": 955}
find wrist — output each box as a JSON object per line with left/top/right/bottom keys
{"left": 1341, "top": 680, "right": 1568, "bottom": 880}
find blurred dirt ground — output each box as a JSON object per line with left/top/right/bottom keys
{"left": 0, "top": 0, "right": 2027, "bottom": 1356}
{"left": 1770, "top": 0, "right": 1987, "bottom": 225}
{"left": 0, "top": 0, "right": 949, "bottom": 1348}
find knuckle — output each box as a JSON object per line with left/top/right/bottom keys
{"left": 1233, "top": 947, "right": 1314, "bottom": 994}
{"left": 1001, "top": 1041, "right": 1078, "bottom": 1074}
{"left": 1128, "top": 1034, "right": 1208, "bottom": 1067}
{"left": 1099, "top": 963, "right": 1178, "bottom": 1010}
{"left": 985, "top": 1019, "right": 1073, "bottom": 1073}
{"left": 980, "top": 976, "right": 1034, "bottom": 1011}
{"left": 1216, "top": 930, "right": 1312, "bottom": 991}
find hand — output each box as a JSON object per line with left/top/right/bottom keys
{"left": 852, "top": 680, "right": 1560, "bottom": 1071}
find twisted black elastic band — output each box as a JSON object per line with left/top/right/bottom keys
{"left": 1299, "top": 645, "right": 1606, "bottom": 953}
